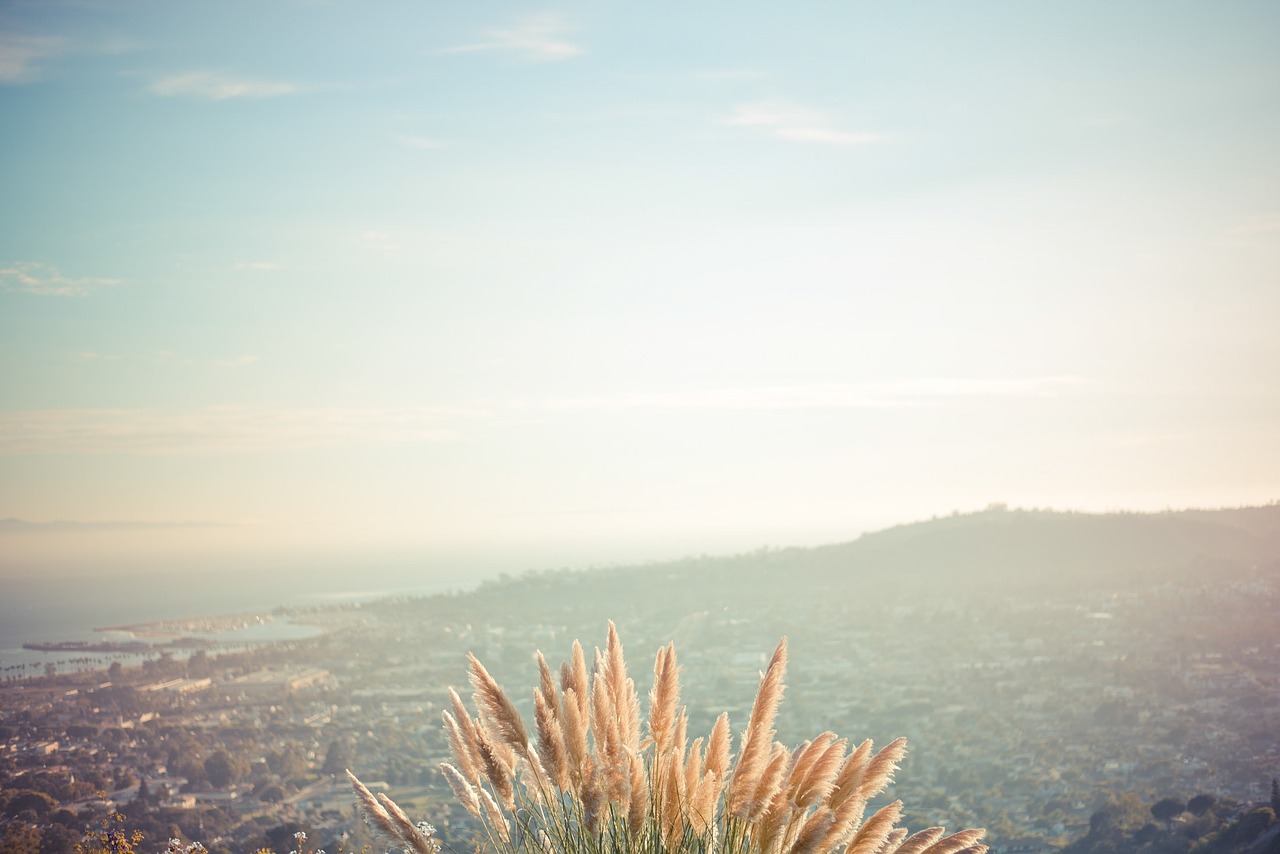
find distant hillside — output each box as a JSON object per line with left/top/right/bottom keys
{"left": 807, "top": 503, "right": 1280, "bottom": 591}
{"left": 467, "top": 503, "right": 1280, "bottom": 616}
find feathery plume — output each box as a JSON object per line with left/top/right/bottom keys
{"left": 475, "top": 725, "right": 516, "bottom": 810}
{"left": 690, "top": 769, "right": 719, "bottom": 836}
{"left": 706, "top": 712, "right": 732, "bottom": 780}
{"left": 536, "top": 651, "right": 559, "bottom": 713}
{"left": 878, "top": 828, "right": 910, "bottom": 854}
{"left": 856, "top": 737, "right": 908, "bottom": 801}
{"left": 347, "top": 770, "right": 401, "bottom": 843}
{"left": 566, "top": 640, "right": 590, "bottom": 721}
{"left": 446, "top": 688, "right": 484, "bottom": 782}
{"left": 442, "top": 710, "right": 481, "bottom": 786}
{"left": 792, "top": 807, "right": 837, "bottom": 854}
{"left": 469, "top": 653, "right": 530, "bottom": 753}
{"left": 478, "top": 786, "right": 511, "bottom": 843}
{"left": 685, "top": 736, "right": 705, "bottom": 801}
{"left": 847, "top": 801, "right": 904, "bottom": 854}
{"left": 893, "top": 827, "right": 946, "bottom": 854}
{"left": 533, "top": 688, "right": 571, "bottom": 790}
{"left": 921, "top": 829, "right": 988, "bottom": 854}
{"left": 726, "top": 638, "right": 788, "bottom": 817}
{"left": 788, "top": 732, "right": 845, "bottom": 810}
{"left": 830, "top": 738, "right": 874, "bottom": 809}
{"left": 818, "top": 792, "right": 868, "bottom": 853}
{"left": 660, "top": 743, "right": 687, "bottom": 850}
{"left": 648, "top": 643, "right": 680, "bottom": 753}
{"left": 439, "top": 762, "right": 481, "bottom": 817}
{"left": 626, "top": 749, "right": 649, "bottom": 835}
{"left": 378, "top": 792, "right": 438, "bottom": 854}
{"left": 561, "top": 686, "right": 590, "bottom": 790}
{"left": 745, "top": 741, "right": 790, "bottom": 824}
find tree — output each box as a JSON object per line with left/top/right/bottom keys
{"left": 1187, "top": 794, "right": 1217, "bottom": 817}
{"left": 36, "top": 823, "right": 79, "bottom": 854}
{"left": 256, "top": 783, "right": 286, "bottom": 804}
{"left": 264, "top": 823, "right": 308, "bottom": 854}
{"left": 1151, "top": 797, "right": 1186, "bottom": 826}
{"left": 320, "top": 739, "right": 350, "bottom": 776}
{"left": 266, "top": 744, "right": 308, "bottom": 779}
{"left": 112, "top": 770, "right": 135, "bottom": 791}
{"left": 185, "top": 651, "right": 211, "bottom": 679}
{"left": 3, "top": 791, "right": 57, "bottom": 820}
{"left": 203, "top": 750, "right": 247, "bottom": 789}
{"left": 0, "top": 823, "right": 41, "bottom": 854}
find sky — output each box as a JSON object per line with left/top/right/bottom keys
{"left": 2, "top": 1, "right": 1278, "bottom": 579}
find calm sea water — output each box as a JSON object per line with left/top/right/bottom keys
{"left": 0, "top": 567, "right": 484, "bottom": 674}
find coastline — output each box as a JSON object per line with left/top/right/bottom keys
{"left": 0, "top": 571, "right": 476, "bottom": 676}
{"left": 3, "top": 607, "right": 330, "bottom": 678}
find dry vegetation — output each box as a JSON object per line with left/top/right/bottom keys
{"left": 350, "top": 623, "right": 984, "bottom": 854}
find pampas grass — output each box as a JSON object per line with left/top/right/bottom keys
{"left": 350, "top": 622, "right": 983, "bottom": 854}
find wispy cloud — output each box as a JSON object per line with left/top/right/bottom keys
{"left": 0, "top": 262, "right": 119, "bottom": 296}
{"left": 0, "top": 406, "right": 475, "bottom": 455}
{"left": 726, "top": 102, "right": 886, "bottom": 145}
{"left": 441, "top": 13, "right": 582, "bottom": 62}
{"left": 0, "top": 34, "right": 68, "bottom": 83}
{"left": 522, "top": 377, "right": 1085, "bottom": 412}
{"left": 1, "top": 33, "right": 138, "bottom": 84}
{"left": 234, "top": 260, "right": 284, "bottom": 271}
{"left": 0, "top": 380, "right": 1079, "bottom": 454}
{"left": 148, "top": 70, "right": 300, "bottom": 100}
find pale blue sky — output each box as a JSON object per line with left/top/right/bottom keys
{"left": 2, "top": 1, "right": 1278, "bottom": 575}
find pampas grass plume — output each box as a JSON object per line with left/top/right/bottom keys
{"left": 349, "top": 625, "right": 983, "bottom": 854}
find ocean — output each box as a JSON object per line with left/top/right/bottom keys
{"left": 0, "top": 566, "right": 485, "bottom": 675}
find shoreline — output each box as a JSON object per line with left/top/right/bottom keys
{"left": 5, "top": 609, "right": 334, "bottom": 679}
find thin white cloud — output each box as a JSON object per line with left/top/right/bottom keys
{"left": 149, "top": 70, "right": 300, "bottom": 100}
{"left": 441, "top": 13, "right": 582, "bottom": 62}
{"left": 0, "top": 34, "right": 68, "bottom": 83}
{"left": 1, "top": 33, "right": 138, "bottom": 84}
{"left": 0, "top": 262, "right": 119, "bottom": 296}
{"left": 726, "top": 102, "right": 886, "bottom": 145}
{"left": 0, "top": 406, "right": 476, "bottom": 455}
{"left": 234, "top": 261, "right": 284, "bottom": 271}
{"left": 522, "top": 377, "right": 1085, "bottom": 413}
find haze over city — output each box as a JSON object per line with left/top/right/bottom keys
{"left": 2, "top": 1, "right": 1278, "bottom": 580}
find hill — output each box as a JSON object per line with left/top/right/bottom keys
{"left": 466, "top": 503, "right": 1280, "bottom": 616}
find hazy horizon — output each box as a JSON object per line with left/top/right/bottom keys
{"left": 3, "top": 2, "right": 1278, "bottom": 580}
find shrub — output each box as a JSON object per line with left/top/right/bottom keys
{"left": 350, "top": 623, "right": 985, "bottom": 854}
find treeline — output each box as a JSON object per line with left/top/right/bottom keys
{"left": 1061, "top": 784, "right": 1280, "bottom": 854}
